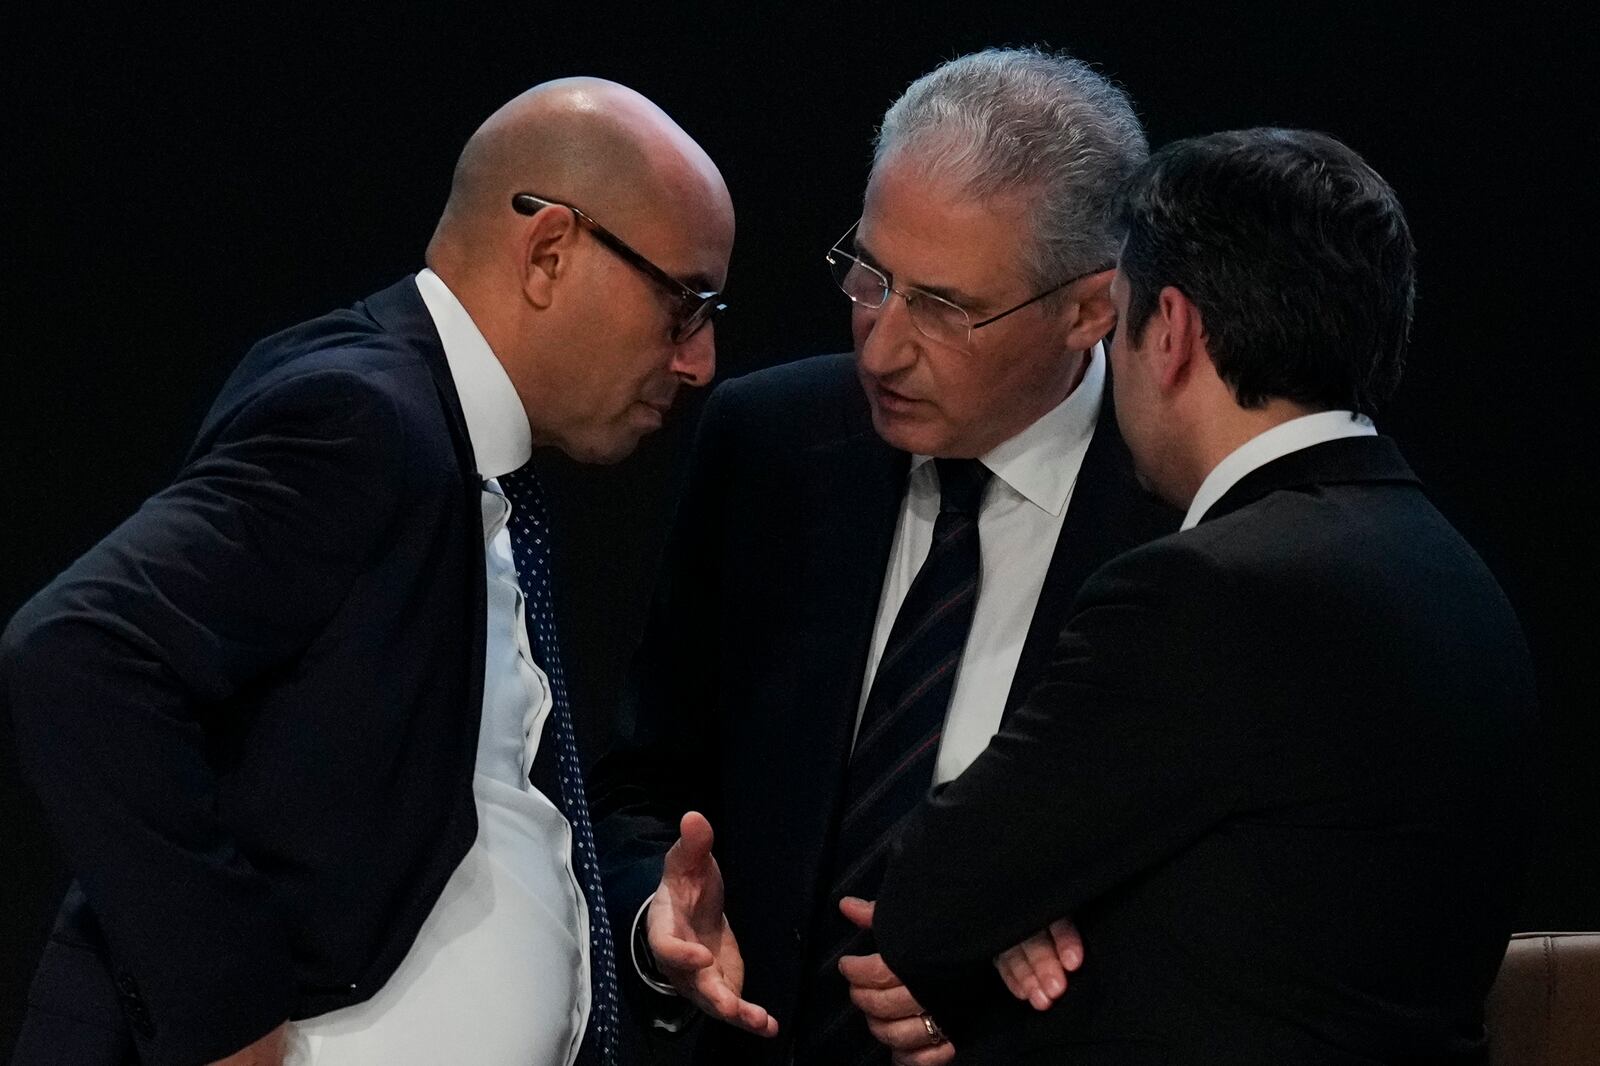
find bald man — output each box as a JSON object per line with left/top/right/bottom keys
{"left": 3, "top": 79, "right": 733, "bottom": 1066}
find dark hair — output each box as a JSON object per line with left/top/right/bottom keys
{"left": 1114, "top": 128, "right": 1415, "bottom": 414}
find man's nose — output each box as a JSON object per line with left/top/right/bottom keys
{"left": 856, "top": 292, "right": 919, "bottom": 377}
{"left": 671, "top": 323, "right": 716, "bottom": 387}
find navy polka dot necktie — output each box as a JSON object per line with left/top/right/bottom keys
{"left": 497, "top": 465, "right": 619, "bottom": 1066}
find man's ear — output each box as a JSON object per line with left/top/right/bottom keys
{"left": 1153, "top": 286, "right": 1203, "bottom": 393}
{"left": 1061, "top": 268, "right": 1117, "bottom": 352}
{"left": 520, "top": 204, "right": 579, "bottom": 310}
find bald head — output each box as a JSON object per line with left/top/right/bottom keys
{"left": 427, "top": 77, "right": 728, "bottom": 271}
{"left": 420, "top": 79, "right": 734, "bottom": 465}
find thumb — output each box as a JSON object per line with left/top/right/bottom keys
{"left": 838, "top": 896, "right": 875, "bottom": 930}
{"left": 665, "top": 811, "right": 715, "bottom": 875}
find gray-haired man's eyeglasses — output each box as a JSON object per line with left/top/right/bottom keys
{"left": 824, "top": 220, "right": 1110, "bottom": 351}
{"left": 512, "top": 193, "right": 727, "bottom": 343}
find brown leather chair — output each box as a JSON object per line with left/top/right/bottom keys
{"left": 1486, "top": 932, "right": 1600, "bottom": 1065}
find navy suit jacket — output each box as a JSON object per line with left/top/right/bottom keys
{"left": 876, "top": 436, "right": 1540, "bottom": 1064}
{"left": 4, "top": 278, "right": 491, "bottom": 1065}
{"left": 590, "top": 352, "right": 1179, "bottom": 1065}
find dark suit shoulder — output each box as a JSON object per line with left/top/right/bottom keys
{"left": 707, "top": 352, "right": 870, "bottom": 451}
{"left": 1186, "top": 474, "right": 1503, "bottom": 598}
{"left": 194, "top": 296, "right": 456, "bottom": 484}
{"left": 1114, "top": 476, "right": 1536, "bottom": 728}
{"left": 218, "top": 304, "right": 433, "bottom": 412}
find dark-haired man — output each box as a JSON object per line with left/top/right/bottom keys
{"left": 875, "top": 128, "right": 1539, "bottom": 1063}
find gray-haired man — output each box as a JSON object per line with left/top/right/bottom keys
{"left": 590, "top": 47, "right": 1177, "bottom": 1065}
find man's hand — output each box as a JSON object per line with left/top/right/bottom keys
{"left": 837, "top": 897, "right": 953, "bottom": 1066}
{"left": 206, "top": 1022, "right": 287, "bottom": 1066}
{"left": 646, "top": 811, "right": 778, "bottom": 1037}
{"left": 993, "top": 918, "right": 1083, "bottom": 1010}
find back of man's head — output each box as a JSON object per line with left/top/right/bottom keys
{"left": 874, "top": 46, "right": 1148, "bottom": 292}
{"left": 1115, "top": 127, "right": 1416, "bottom": 416}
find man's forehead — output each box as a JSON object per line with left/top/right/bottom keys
{"left": 625, "top": 195, "right": 733, "bottom": 290}
{"left": 859, "top": 170, "right": 1031, "bottom": 301}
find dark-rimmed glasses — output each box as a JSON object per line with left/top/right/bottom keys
{"left": 825, "top": 220, "right": 1110, "bottom": 351}
{"left": 512, "top": 193, "right": 727, "bottom": 343}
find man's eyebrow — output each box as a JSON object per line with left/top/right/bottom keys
{"left": 853, "top": 237, "right": 982, "bottom": 309}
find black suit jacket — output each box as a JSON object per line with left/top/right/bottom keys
{"left": 3, "top": 278, "right": 490, "bottom": 1066}
{"left": 590, "top": 352, "right": 1178, "bottom": 1064}
{"left": 875, "top": 436, "right": 1540, "bottom": 1065}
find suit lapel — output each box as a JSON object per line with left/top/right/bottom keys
{"left": 360, "top": 275, "right": 478, "bottom": 479}
{"left": 359, "top": 275, "right": 489, "bottom": 749}
{"left": 797, "top": 426, "right": 909, "bottom": 767}
{"left": 778, "top": 397, "right": 907, "bottom": 906}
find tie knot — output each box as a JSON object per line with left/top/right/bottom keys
{"left": 934, "top": 458, "right": 991, "bottom": 515}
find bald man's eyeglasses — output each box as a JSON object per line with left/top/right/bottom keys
{"left": 512, "top": 193, "right": 726, "bottom": 343}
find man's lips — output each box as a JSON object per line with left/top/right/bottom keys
{"left": 640, "top": 390, "right": 677, "bottom": 416}
{"left": 867, "top": 378, "right": 923, "bottom": 410}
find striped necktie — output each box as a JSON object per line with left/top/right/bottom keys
{"left": 498, "top": 465, "right": 619, "bottom": 1066}
{"left": 796, "top": 457, "right": 991, "bottom": 1065}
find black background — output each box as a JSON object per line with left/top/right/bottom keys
{"left": 4, "top": 1, "right": 1594, "bottom": 1054}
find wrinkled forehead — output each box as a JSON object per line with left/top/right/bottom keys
{"left": 859, "top": 152, "right": 1035, "bottom": 298}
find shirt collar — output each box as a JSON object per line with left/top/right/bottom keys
{"left": 910, "top": 342, "right": 1105, "bottom": 517}
{"left": 1181, "top": 409, "right": 1377, "bottom": 530}
{"left": 414, "top": 268, "right": 532, "bottom": 478}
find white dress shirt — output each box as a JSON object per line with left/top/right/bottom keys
{"left": 286, "top": 270, "right": 589, "bottom": 1066}
{"left": 1181, "top": 410, "right": 1376, "bottom": 531}
{"left": 856, "top": 346, "right": 1106, "bottom": 783}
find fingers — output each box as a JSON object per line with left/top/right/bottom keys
{"left": 649, "top": 929, "right": 715, "bottom": 972}
{"left": 994, "top": 943, "right": 1045, "bottom": 1008}
{"left": 838, "top": 895, "right": 875, "bottom": 930}
{"left": 992, "top": 918, "right": 1084, "bottom": 1010}
{"left": 684, "top": 968, "right": 779, "bottom": 1038}
{"left": 838, "top": 951, "right": 901, "bottom": 991}
{"left": 993, "top": 932, "right": 1062, "bottom": 1010}
{"left": 1048, "top": 917, "right": 1084, "bottom": 971}
{"left": 678, "top": 810, "right": 714, "bottom": 852}
{"left": 1020, "top": 931, "right": 1067, "bottom": 1002}
{"left": 848, "top": 978, "right": 921, "bottom": 1021}
{"left": 664, "top": 811, "right": 715, "bottom": 875}
{"left": 836, "top": 945, "right": 948, "bottom": 1062}
{"left": 737, "top": 999, "right": 780, "bottom": 1038}
{"left": 863, "top": 1013, "right": 951, "bottom": 1054}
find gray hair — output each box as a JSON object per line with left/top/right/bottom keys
{"left": 874, "top": 46, "right": 1148, "bottom": 290}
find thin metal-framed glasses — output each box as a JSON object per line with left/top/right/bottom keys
{"left": 512, "top": 193, "right": 727, "bottom": 343}
{"left": 824, "top": 220, "right": 1110, "bottom": 350}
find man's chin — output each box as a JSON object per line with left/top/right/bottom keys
{"left": 561, "top": 431, "right": 644, "bottom": 467}
{"left": 867, "top": 404, "right": 949, "bottom": 457}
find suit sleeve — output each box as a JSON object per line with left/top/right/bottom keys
{"left": 588, "top": 382, "right": 734, "bottom": 1018}
{"left": 874, "top": 541, "right": 1248, "bottom": 1038}
{"left": 2, "top": 368, "right": 407, "bottom": 1065}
